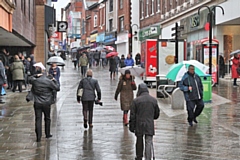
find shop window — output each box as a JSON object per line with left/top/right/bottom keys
{"left": 109, "top": 0, "right": 113, "bottom": 12}
{"left": 119, "top": 17, "right": 124, "bottom": 32}
{"left": 109, "top": 19, "right": 113, "bottom": 31}
{"left": 94, "top": 15, "right": 98, "bottom": 27}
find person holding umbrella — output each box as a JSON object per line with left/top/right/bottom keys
{"left": 109, "top": 56, "right": 117, "bottom": 80}
{"left": 114, "top": 70, "right": 137, "bottom": 126}
{"left": 231, "top": 54, "right": 240, "bottom": 86}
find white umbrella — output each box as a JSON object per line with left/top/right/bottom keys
{"left": 47, "top": 56, "right": 65, "bottom": 66}
{"left": 230, "top": 50, "right": 240, "bottom": 56}
{"left": 119, "top": 66, "right": 145, "bottom": 77}
{"left": 33, "top": 62, "right": 46, "bottom": 70}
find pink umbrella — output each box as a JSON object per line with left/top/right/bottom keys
{"left": 106, "top": 52, "right": 118, "bottom": 58}
{"left": 104, "top": 46, "right": 115, "bottom": 51}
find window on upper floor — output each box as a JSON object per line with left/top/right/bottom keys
{"left": 156, "top": 0, "right": 160, "bottom": 13}
{"left": 140, "top": 0, "right": 144, "bottom": 19}
{"left": 109, "top": 0, "right": 113, "bottom": 12}
{"left": 151, "top": 0, "right": 154, "bottom": 15}
{"left": 109, "top": 19, "right": 113, "bottom": 31}
{"left": 119, "top": 16, "right": 124, "bottom": 32}
{"left": 94, "top": 15, "right": 98, "bottom": 27}
{"left": 146, "top": 0, "right": 149, "bottom": 17}
{"left": 119, "top": 0, "right": 123, "bottom": 9}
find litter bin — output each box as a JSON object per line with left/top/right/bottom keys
{"left": 156, "top": 74, "right": 168, "bottom": 98}
{"left": 200, "top": 75, "right": 212, "bottom": 102}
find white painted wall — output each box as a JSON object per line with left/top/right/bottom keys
{"left": 131, "top": 0, "right": 140, "bottom": 58}
{"left": 216, "top": 0, "right": 240, "bottom": 24}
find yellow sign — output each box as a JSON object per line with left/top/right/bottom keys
{"left": 90, "top": 33, "right": 98, "bottom": 42}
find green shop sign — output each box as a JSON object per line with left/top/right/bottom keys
{"left": 139, "top": 26, "right": 161, "bottom": 41}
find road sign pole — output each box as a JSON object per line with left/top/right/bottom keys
{"left": 175, "top": 23, "right": 179, "bottom": 64}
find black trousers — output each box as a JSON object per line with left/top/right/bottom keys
{"left": 186, "top": 99, "right": 204, "bottom": 122}
{"left": 12, "top": 80, "right": 22, "bottom": 92}
{"left": 34, "top": 103, "right": 51, "bottom": 140}
{"left": 81, "top": 101, "right": 94, "bottom": 124}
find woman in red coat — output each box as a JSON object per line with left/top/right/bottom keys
{"left": 231, "top": 54, "right": 240, "bottom": 86}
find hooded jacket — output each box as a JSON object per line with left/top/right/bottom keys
{"left": 129, "top": 83, "right": 160, "bottom": 136}
{"left": 179, "top": 72, "right": 203, "bottom": 101}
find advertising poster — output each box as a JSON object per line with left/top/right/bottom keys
{"left": 204, "top": 46, "right": 217, "bottom": 83}
{"left": 146, "top": 40, "right": 157, "bottom": 77}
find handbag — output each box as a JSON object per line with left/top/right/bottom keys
{"left": 237, "top": 67, "right": 240, "bottom": 74}
{"left": 77, "top": 88, "right": 83, "bottom": 97}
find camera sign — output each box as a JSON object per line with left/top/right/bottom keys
{"left": 57, "top": 21, "right": 68, "bottom": 32}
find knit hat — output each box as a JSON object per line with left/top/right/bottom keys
{"left": 125, "top": 69, "right": 131, "bottom": 75}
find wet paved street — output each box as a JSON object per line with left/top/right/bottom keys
{"left": 0, "top": 59, "right": 240, "bottom": 160}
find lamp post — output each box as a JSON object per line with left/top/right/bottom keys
{"left": 198, "top": 6, "right": 224, "bottom": 75}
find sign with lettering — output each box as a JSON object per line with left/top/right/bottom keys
{"left": 190, "top": 14, "right": 200, "bottom": 28}
{"left": 139, "top": 26, "right": 161, "bottom": 41}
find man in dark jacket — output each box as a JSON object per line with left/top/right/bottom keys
{"left": 129, "top": 83, "right": 160, "bottom": 160}
{"left": 77, "top": 69, "right": 101, "bottom": 128}
{"left": 29, "top": 66, "right": 60, "bottom": 142}
{"left": 179, "top": 65, "right": 204, "bottom": 126}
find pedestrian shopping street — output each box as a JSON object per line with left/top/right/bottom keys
{"left": 0, "top": 59, "right": 240, "bottom": 160}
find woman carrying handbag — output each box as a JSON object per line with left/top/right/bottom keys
{"left": 114, "top": 69, "right": 137, "bottom": 126}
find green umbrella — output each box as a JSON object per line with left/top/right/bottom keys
{"left": 166, "top": 60, "right": 209, "bottom": 82}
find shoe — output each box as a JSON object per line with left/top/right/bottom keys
{"left": 0, "top": 101, "right": 5, "bottom": 104}
{"left": 84, "top": 123, "right": 88, "bottom": 128}
{"left": 193, "top": 118, "right": 198, "bottom": 123}
{"left": 89, "top": 124, "right": 93, "bottom": 128}
{"left": 46, "top": 135, "right": 53, "bottom": 138}
{"left": 36, "top": 138, "right": 41, "bottom": 142}
{"left": 188, "top": 121, "right": 193, "bottom": 127}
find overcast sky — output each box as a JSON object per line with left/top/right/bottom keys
{"left": 52, "top": 0, "right": 71, "bottom": 21}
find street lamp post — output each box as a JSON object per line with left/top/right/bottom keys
{"left": 198, "top": 6, "right": 224, "bottom": 75}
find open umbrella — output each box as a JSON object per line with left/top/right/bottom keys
{"left": 47, "top": 56, "right": 65, "bottom": 66}
{"left": 166, "top": 60, "right": 209, "bottom": 82}
{"left": 104, "top": 46, "right": 115, "bottom": 51}
{"left": 230, "top": 50, "right": 240, "bottom": 56}
{"left": 119, "top": 66, "right": 145, "bottom": 77}
{"left": 33, "top": 62, "right": 46, "bottom": 70}
{"left": 106, "top": 52, "right": 118, "bottom": 58}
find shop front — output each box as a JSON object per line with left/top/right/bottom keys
{"left": 115, "top": 32, "right": 128, "bottom": 57}
{"left": 90, "top": 33, "right": 98, "bottom": 48}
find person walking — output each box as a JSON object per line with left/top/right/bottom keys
{"left": 48, "top": 63, "right": 60, "bottom": 85}
{"left": 129, "top": 83, "right": 160, "bottom": 160}
{"left": 135, "top": 53, "right": 141, "bottom": 65}
{"left": 100, "top": 49, "right": 107, "bottom": 68}
{"left": 120, "top": 54, "right": 126, "bottom": 68}
{"left": 109, "top": 56, "right": 117, "bottom": 80}
{"left": 219, "top": 54, "right": 225, "bottom": 78}
{"left": 29, "top": 66, "right": 60, "bottom": 142}
{"left": 79, "top": 53, "right": 88, "bottom": 77}
{"left": 179, "top": 65, "right": 204, "bottom": 126}
{"left": 10, "top": 55, "right": 25, "bottom": 92}
{"left": 0, "top": 59, "right": 6, "bottom": 104}
{"left": 231, "top": 54, "right": 240, "bottom": 86}
{"left": 114, "top": 55, "right": 121, "bottom": 75}
{"left": 114, "top": 70, "right": 137, "bottom": 126}
{"left": 77, "top": 69, "right": 101, "bottom": 129}
{"left": 124, "top": 53, "right": 134, "bottom": 66}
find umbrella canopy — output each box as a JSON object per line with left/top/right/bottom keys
{"left": 33, "top": 62, "right": 46, "bottom": 70}
{"left": 166, "top": 60, "right": 209, "bottom": 82}
{"left": 47, "top": 56, "right": 65, "bottom": 66}
{"left": 230, "top": 49, "right": 240, "bottom": 56}
{"left": 119, "top": 66, "right": 145, "bottom": 77}
{"left": 104, "top": 46, "right": 115, "bottom": 51}
{"left": 106, "top": 52, "right": 118, "bottom": 58}
{"left": 90, "top": 46, "right": 105, "bottom": 52}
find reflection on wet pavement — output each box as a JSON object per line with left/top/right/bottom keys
{"left": 0, "top": 60, "right": 240, "bottom": 159}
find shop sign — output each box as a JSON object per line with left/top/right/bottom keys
{"left": 96, "top": 33, "right": 105, "bottom": 43}
{"left": 139, "top": 26, "right": 161, "bottom": 41}
{"left": 190, "top": 14, "right": 200, "bottom": 28}
{"left": 90, "top": 33, "right": 98, "bottom": 43}
{"left": 104, "top": 32, "right": 117, "bottom": 43}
